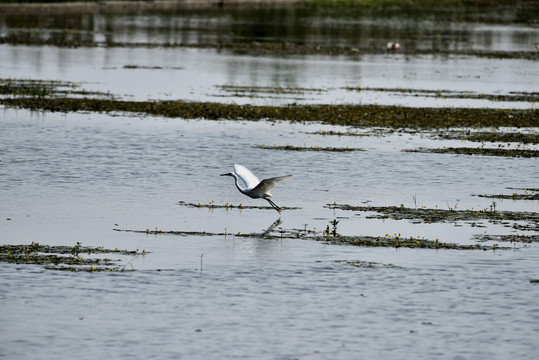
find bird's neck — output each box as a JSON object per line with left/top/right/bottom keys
{"left": 233, "top": 174, "right": 248, "bottom": 194}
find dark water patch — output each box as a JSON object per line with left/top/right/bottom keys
{"left": 2, "top": 94, "right": 537, "bottom": 128}
{"left": 405, "top": 147, "right": 538, "bottom": 157}
{"left": 0, "top": 242, "right": 146, "bottom": 272}
{"left": 254, "top": 144, "right": 364, "bottom": 152}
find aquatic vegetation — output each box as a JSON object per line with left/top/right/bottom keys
{"left": 0, "top": 78, "right": 113, "bottom": 99}
{"left": 346, "top": 86, "right": 539, "bottom": 104}
{"left": 178, "top": 200, "right": 301, "bottom": 211}
{"left": 332, "top": 259, "right": 398, "bottom": 269}
{"left": 1, "top": 80, "right": 537, "bottom": 129}
{"left": 326, "top": 203, "right": 539, "bottom": 230}
{"left": 473, "top": 234, "right": 539, "bottom": 243}
{"left": 435, "top": 130, "right": 539, "bottom": 144}
{"left": 475, "top": 188, "right": 539, "bottom": 201}
{"left": 317, "top": 234, "right": 504, "bottom": 250}
{"left": 117, "top": 225, "right": 507, "bottom": 250}
{"left": 254, "top": 144, "right": 364, "bottom": 152}
{"left": 0, "top": 242, "right": 145, "bottom": 272}
{"left": 405, "top": 147, "right": 538, "bottom": 158}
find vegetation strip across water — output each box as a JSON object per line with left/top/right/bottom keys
{"left": 404, "top": 147, "right": 538, "bottom": 158}
{"left": 2, "top": 97, "right": 537, "bottom": 129}
{"left": 115, "top": 228, "right": 505, "bottom": 250}
{"left": 0, "top": 242, "right": 146, "bottom": 272}
{"left": 326, "top": 203, "right": 539, "bottom": 230}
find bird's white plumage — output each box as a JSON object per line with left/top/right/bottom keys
{"left": 233, "top": 164, "right": 260, "bottom": 189}
{"left": 221, "top": 164, "right": 293, "bottom": 214}
{"left": 253, "top": 175, "right": 294, "bottom": 195}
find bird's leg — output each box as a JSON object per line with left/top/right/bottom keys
{"left": 265, "top": 198, "right": 282, "bottom": 214}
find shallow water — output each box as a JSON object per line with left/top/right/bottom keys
{"left": 0, "top": 5, "right": 537, "bottom": 108}
{"left": 1, "top": 4, "right": 539, "bottom": 360}
{"left": 1, "top": 108, "right": 538, "bottom": 359}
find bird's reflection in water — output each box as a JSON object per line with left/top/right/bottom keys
{"left": 261, "top": 217, "right": 282, "bottom": 236}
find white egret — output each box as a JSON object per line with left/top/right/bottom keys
{"left": 220, "top": 164, "right": 293, "bottom": 214}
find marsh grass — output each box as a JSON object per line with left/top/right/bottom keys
{"left": 404, "top": 147, "right": 538, "bottom": 158}
{"left": 0, "top": 242, "right": 145, "bottom": 272}
{"left": 254, "top": 144, "right": 364, "bottom": 152}
{"left": 326, "top": 203, "right": 539, "bottom": 231}
{"left": 178, "top": 200, "right": 301, "bottom": 211}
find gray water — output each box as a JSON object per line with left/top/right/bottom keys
{"left": 1, "top": 5, "right": 539, "bottom": 360}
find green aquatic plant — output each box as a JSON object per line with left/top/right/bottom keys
{"left": 325, "top": 203, "right": 539, "bottom": 230}
{"left": 254, "top": 144, "right": 363, "bottom": 152}
{"left": 405, "top": 147, "right": 538, "bottom": 158}
{"left": 0, "top": 242, "right": 145, "bottom": 272}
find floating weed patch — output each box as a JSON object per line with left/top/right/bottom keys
{"left": 332, "top": 259, "right": 398, "bottom": 269}
{"left": 0, "top": 242, "right": 146, "bottom": 272}
{"left": 346, "top": 86, "right": 539, "bottom": 103}
{"left": 474, "top": 234, "right": 539, "bottom": 243}
{"left": 317, "top": 234, "right": 504, "bottom": 250}
{"left": 435, "top": 131, "right": 539, "bottom": 144}
{"left": 326, "top": 203, "right": 539, "bottom": 230}
{"left": 254, "top": 144, "right": 364, "bottom": 152}
{"left": 216, "top": 84, "right": 326, "bottom": 96}
{"left": 0, "top": 78, "right": 113, "bottom": 99}
{"left": 2, "top": 89, "right": 538, "bottom": 129}
{"left": 178, "top": 200, "right": 301, "bottom": 211}
{"left": 405, "top": 147, "right": 539, "bottom": 158}
{"left": 116, "top": 226, "right": 506, "bottom": 250}
{"left": 475, "top": 188, "right": 539, "bottom": 201}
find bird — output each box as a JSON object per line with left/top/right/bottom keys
{"left": 387, "top": 41, "right": 401, "bottom": 50}
{"left": 220, "top": 164, "right": 293, "bottom": 214}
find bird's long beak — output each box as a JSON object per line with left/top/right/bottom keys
{"left": 220, "top": 172, "right": 233, "bottom": 177}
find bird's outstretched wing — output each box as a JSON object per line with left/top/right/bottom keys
{"left": 253, "top": 175, "right": 293, "bottom": 195}
{"left": 234, "top": 164, "right": 260, "bottom": 189}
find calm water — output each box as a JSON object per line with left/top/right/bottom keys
{"left": 0, "top": 5, "right": 538, "bottom": 107}
{"left": 1, "top": 4, "right": 539, "bottom": 360}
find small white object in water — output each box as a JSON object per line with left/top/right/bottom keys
{"left": 387, "top": 42, "right": 401, "bottom": 50}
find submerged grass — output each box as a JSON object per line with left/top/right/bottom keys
{"left": 326, "top": 203, "right": 539, "bottom": 230}
{"left": 254, "top": 144, "right": 364, "bottom": 152}
{"left": 2, "top": 96, "right": 537, "bottom": 129}
{"left": 435, "top": 131, "right": 539, "bottom": 144}
{"left": 317, "top": 234, "right": 505, "bottom": 250}
{"left": 116, "top": 227, "right": 504, "bottom": 250}
{"left": 475, "top": 188, "right": 539, "bottom": 201}
{"left": 0, "top": 242, "right": 145, "bottom": 272}
{"left": 474, "top": 234, "right": 539, "bottom": 243}
{"left": 178, "top": 200, "right": 301, "bottom": 211}
{"left": 405, "top": 147, "right": 538, "bottom": 157}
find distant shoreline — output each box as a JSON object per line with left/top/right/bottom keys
{"left": 0, "top": 0, "right": 531, "bottom": 14}
{"left": 2, "top": 0, "right": 300, "bottom": 14}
